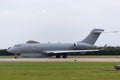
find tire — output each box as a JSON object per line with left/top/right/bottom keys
{"left": 63, "top": 53, "right": 67, "bottom": 58}
{"left": 15, "top": 56, "right": 17, "bottom": 59}
{"left": 56, "top": 54, "right": 61, "bottom": 58}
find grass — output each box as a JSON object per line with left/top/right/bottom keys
{"left": 0, "top": 56, "right": 14, "bottom": 58}
{"left": 0, "top": 62, "right": 120, "bottom": 80}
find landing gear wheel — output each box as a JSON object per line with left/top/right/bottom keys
{"left": 63, "top": 53, "right": 67, "bottom": 58}
{"left": 15, "top": 56, "right": 17, "bottom": 59}
{"left": 56, "top": 54, "right": 61, "bottom": 58}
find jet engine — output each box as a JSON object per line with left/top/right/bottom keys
{"left": 74, "top": 42, "right": 95, "bottom": 49}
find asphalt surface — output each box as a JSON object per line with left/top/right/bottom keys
{"left": 0, "top": 58, "right": 120, "bottom": 62}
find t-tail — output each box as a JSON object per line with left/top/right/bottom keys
{"left": 80, "top": 28, "right": 104, "bottom": 45}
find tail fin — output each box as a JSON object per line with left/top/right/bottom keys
{"left": 80, "top": 28, "right": 104, "bottom": 45}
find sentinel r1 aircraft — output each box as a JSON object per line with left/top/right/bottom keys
{"left": 7, "top": 28, "right": 104, "bottom": 58}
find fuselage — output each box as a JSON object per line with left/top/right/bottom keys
{"left": 7, "top": 42, "right": 95, "bottom": 57}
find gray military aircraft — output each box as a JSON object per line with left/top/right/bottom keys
{"left": 7, "top": 28, "right": 104, "bottom": 58}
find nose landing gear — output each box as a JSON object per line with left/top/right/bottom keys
{"left": 14, "top": 53, "right": 17, "bottom": 59}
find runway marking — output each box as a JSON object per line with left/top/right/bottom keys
{"left": 0, "top": 58, "right": 120, "bottom": 62}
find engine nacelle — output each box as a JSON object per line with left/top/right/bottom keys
{"left": 74, "top": 42, "right": 96, "bottom": 49}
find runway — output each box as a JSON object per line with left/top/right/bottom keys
{"left": 0, "top": 58, "right": 120, "bottom": 62}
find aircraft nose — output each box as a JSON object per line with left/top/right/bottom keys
{"left": 7, "top": 47, "right": 15, "bottom": 53}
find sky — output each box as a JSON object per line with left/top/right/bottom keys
{"left": 0, "top": 0, "right": 120, "bottom": 48}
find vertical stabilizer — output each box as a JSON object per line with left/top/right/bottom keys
{"left": 80, "top": 28, "right": 104, "bottom": 45}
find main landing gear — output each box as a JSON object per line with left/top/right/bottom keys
{"left": 56, "top": 53, "right": 68, "bottom": 58}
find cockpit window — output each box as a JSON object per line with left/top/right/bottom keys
{"left": 8, "top": 47, "right": 11, "bottom": 49}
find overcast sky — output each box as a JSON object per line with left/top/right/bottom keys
{"left": 0, "top": 0, "right": 120, "bottom": 48}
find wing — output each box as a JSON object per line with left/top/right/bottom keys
{"left": 45, "top": 49, "right": 99, "bottom": 54}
